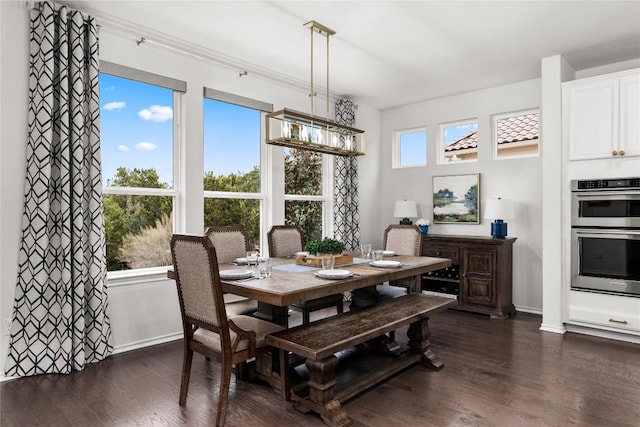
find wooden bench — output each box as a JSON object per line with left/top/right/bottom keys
{"left": 265, "top": 293, "right": 456, "bottom": 427}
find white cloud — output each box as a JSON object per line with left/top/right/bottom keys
{"left": 117, "top": 145, "right": 130, "bottom": 152}
{"left": 138, "top": 105, "right": 173, "bottom": 122}
{"left": 135, "top": 141, "right": 157, "bottom": 151}
{"left": 103, "top": 101, "right": 126, "bottom": 111}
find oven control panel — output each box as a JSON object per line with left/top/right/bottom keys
{"left": 574, "top": 178, "right": 640, "bottom": 190}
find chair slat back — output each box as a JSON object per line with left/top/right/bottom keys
{"left": 268, "top": 225, "right": 304, "bottom": 257}
{"left": 384, "top": 225, "right": 423, "bottom": 256}
{"left": 171, "top": 235, "right": 227, "bottom": 331}
{"left": 205, "top": 226, "right": 251, "bottom": 264}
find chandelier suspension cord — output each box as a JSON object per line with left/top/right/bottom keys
{"left": 310, "top": 25, "right": 314, "bottom": 118}
{"left": 326, "top": 32, "right": 330, "bottom": 121}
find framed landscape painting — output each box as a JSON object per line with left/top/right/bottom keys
{"left": 432, "top": 173, "right": 480, "bottom": 223}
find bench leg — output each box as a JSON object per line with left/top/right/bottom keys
{"left": 407, "top": 317, "right": 444, "bottom": 370}
{"left": 295, "top": 355, "right": 352, "bottom": 427}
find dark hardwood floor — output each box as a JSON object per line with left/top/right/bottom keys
{"left": 2, "top": 308, "right": 639, "bottom": 426}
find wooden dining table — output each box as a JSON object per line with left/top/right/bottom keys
{"left": 168, "top": 254, "right": 452, "bottom": 327}
{"left": 215, "top": 254, "right": 452, "bottom": 327}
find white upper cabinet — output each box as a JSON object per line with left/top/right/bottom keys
{"left": 563, "top": 69, "right": 640, "bottom": 161}
{"left": 620, "top": 73, "right": 640, "bottom": 158}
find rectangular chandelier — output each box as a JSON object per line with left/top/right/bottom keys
{"left": 266, "top": 21, "right": 366, "bottom": 157}
{"left": 266, "top": 108, "right": 365, "bottom": 157}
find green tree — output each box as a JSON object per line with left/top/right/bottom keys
{"left": 285, "top": 149, "right": 322, "bottom": 195}
{"left": 284, "top": 148, "right": 323, "bottom": 244}
{"left": 203, "top": 167, "right": 261, "bottom": 248}
{"left": 104, "top": 167, "right": 172, "bottom": 270}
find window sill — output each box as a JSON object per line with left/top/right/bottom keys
{"left": 107, "top": 266, "right": 172, "bottom": 288}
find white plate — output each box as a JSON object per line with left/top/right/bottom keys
{"left": 370, "top": 260, "right": 402, "bottom": 268}
{"left": 219, "top": 269, "right": 254, "bottom": 280}
{"left": 382, "top": 250, "right": 396, "bottom": 256}
{"left": 295, "top": 251, "right": 309, "bottom": 257}
{"left": 314, "top": 269, "right": 354, "bottom": 280}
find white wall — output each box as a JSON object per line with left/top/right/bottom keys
{"left": 375, "top": 79, "right": 543, "bottom": 313}
{"left": 1, "top": 1, "right": 29, "bottom": 381}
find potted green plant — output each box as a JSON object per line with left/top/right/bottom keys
{"left": 304, "top": 237, "right": 345, "bottom": 256}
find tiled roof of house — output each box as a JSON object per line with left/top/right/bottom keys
{"left": 445, "top": 131, "right": 477, "bottom": 152}
{"left": 445, "top": 113, "right": 538, "bottom": 152}
{"left": 497, "top": 112, "right": 539, "bottom": 144}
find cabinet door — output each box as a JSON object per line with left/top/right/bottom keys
{"left": 460, "top": 248, "right": 496, "bottom": 306}
{"left": 620, "top": 73, "right": 640, "bottom": 157}
{"left": 564, "top": 79, "right": 618, "bottom": 160}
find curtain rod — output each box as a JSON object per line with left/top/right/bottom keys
{"left": 24, "top": 1, "right": 100, "bottom": 28}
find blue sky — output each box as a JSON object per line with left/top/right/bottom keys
{"left": 100, "top": 74, "right": 259, "bottom": 187}
{"left": 100, "top": 74, "right": 174, "bottom": 186}
{"left": 203, "top": 99, "right": 260, "bottom": 177}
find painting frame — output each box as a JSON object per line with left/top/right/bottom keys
{"left": 432, "top": 173, "right": 480, "bottom": 224}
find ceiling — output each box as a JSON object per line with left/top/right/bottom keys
{"left": 66, "top": 1, "right": 640, "bottom": 110}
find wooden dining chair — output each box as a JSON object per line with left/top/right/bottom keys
{"left": 205, "top": 226, "right": 257, "bottom": 316}
{"left": 170, "top": 234, "right": 283, "bottom": 426}
{"left": 267, "top": 225, "right": 344, "bottom": 325}
{"left": 376, "top": 224, "right": 424, "bottom": 299}
{"left": 205, "top": 225, "right": 252, "bottom": 264}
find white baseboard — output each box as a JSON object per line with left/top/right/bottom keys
{"left": 539, "top": 323, "right": 567, "bottom": 334}
{"left": 112, "top": 332, "right": 183, "bottom": 355}
{"left": 565, "top": 324, "right": 640, "bottom": 344}
{"left": 514, "top": 305, "right": 542, "bottom": 315}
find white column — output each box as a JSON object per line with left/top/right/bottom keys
{"left": 540, "top": 55, "right": 574, "bottom": 333}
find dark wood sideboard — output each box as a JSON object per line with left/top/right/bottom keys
{"left": 421, "top": 234, "right": 517, "bottom": 319}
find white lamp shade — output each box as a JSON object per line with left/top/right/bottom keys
{"left": 484, "top": 198, "right": 514, "bottom": 220}
{"left": 394, "top": 200, "right": 418, "bottom": 218}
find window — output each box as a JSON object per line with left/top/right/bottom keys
{"left": 439, "top": 119, "right": 478, "bottom": 164}
{"left": 284, "top": 147, "right": 326, "bottom": 244}
{"left": 393, "top": 128, "right": 427, "bottom": 168}
{"left": 203, "top": 89, "right": 272, "bottom": 251}
{"left": 493, "top": 109, "right": 539, "bottom": 159}
{"left": 99, "top": 62, "right": 185, "bottom": 272}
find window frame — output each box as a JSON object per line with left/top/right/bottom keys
{"left": 99, "top": 62, "right": 185, "bottom": 280}
{"left": 492, "top": 108, "right": 540, "bottom": 160}
{"left": 392, "top": 127, "right": 427, "bottom": 169}
{"left": 283, "top": 148, "right": 334, "bottom": 243}
{"left": 202, "top": 88, "right": 273, "bottom": 252}
{"left": 438, "top": 118, "right": 479, "bottom": 165}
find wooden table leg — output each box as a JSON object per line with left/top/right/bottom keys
{"left": 295, "top": 355, "right": 352, "bottom": 427}
{"left": 407, "top": 317, "right": 444, "bottom": 370}
{"left": 254, "top": 302, "right": 290, "bottom": 327}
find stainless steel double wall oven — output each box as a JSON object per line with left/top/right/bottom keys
{"left": 571, "top": 177, "right": 640, "bottom": 296}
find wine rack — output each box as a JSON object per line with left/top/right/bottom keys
{"left": 423, "top": 266, "right": 460, "bottom": 295}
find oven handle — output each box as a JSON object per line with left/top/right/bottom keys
{"left": 572, "top": 190, "right": 640, "bottom": 200}
{"left": 573, "top": 228, "right": 640, "bottom": 239}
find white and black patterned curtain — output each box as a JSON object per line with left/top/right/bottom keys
{"left": 5, "top": 2, "right": 112, "bottom": 377}
{"left": 333, "top": 99, "right": 360, "bottom": 251}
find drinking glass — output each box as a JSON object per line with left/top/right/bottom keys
{"left": 373, "top": 250, "right": 384, "bottom": 261}
{"left": 258, "top": 258, "right": 272, "bottom": 278}
{"left": 321, "top": 255, "right": 335, "bottom": 270}
{"left": 360, "top": 243, "right": 372, "bottom": 258}
{"left": 246, "top": 251, "right": 259, "bottom": 275}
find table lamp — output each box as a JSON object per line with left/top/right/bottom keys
{"left": 484, "top": 198, "right": 514, "bottom": 238}
{"left": 394, "top": 200, "right": 417, "bottom": 225}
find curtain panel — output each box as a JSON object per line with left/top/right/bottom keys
{"left": 333, "top": 99, "right": 360, "bottom": 251}
{"left": 5, "top": 1, "right": 112, "bottom": 377}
